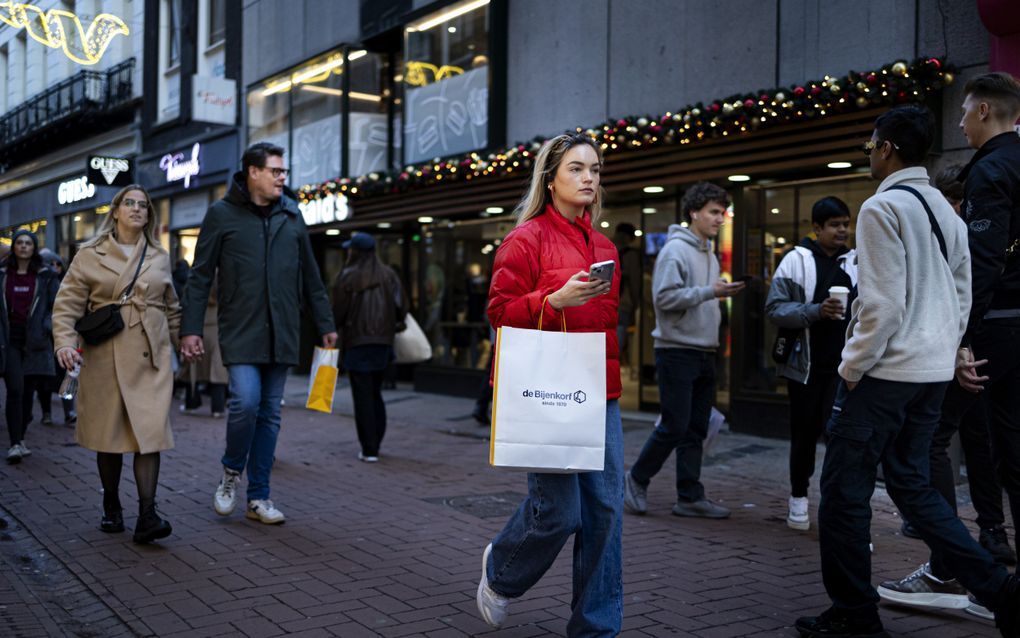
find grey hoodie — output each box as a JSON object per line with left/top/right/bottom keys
{"left": 651, "top": 224, "right": 720, "bottom": 350}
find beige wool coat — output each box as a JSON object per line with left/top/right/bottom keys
{"left": 52, "top": 236, "right": 181, "bottom": 454}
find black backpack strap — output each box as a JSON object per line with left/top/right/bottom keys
{"left": 885, "top": 184, "right": 948, "bottom": 263}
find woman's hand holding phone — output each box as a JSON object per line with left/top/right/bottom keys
{"left": 548, "top": 271, "right": 611, "bottom": 309}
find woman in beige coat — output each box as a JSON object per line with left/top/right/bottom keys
{"left": 53, "top": 184, "right": 181, "bottom": 545}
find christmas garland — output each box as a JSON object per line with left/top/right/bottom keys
{"left": 297, "top": 56, "right": 955, "bottom": 204}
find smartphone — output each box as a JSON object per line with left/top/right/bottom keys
{"left": 589, "top": 260, "right": 615, "bottom": 284}
{"left": 733, "top": 275, "right": 755, "bottom": 283}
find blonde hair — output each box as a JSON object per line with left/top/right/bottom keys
{"left": 515, "top": 133, "right": 605, "bottom": 226}
{"left": 81, "top": 184, "right": 163, "bottom": 250}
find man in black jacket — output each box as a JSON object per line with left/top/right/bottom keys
{"left": 182, "top": 142, "right": 336, "bottom": 525}
{"left": 877, "top": 73, "right": 1020, "bottom": 624}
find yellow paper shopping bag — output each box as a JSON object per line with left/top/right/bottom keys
{"left": 305, "top": 347, "right": 339, "bottom": 413}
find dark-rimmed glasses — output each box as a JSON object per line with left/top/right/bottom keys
{"left": 261, "top": 167, "right": 289, "bottom": 178}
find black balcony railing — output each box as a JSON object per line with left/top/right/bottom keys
{"left": 0, "top": 58, "right": 136, "bottom": 152}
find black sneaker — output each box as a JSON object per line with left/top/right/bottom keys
{"left": 995, "top": 574, "right": 1020, "bottom": 638}
{"left": 795, "top": 608, "right": 889, "bottom": 637}
{"left": 981, "top": 526, "right": 1018, "bottom": 566}
{"left": 900, "top": 520, "right": 921, "bottom": 539}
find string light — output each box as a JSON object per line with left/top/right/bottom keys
{"left": 0, "top": 2, "right": 130, "bottom": 65}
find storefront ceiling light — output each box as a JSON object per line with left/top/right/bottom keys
{"left": 642, "top": 207, "right": 656, "bottom": 214}
{"left": 325, "top": 229, "right": 341, "bottom": 236}
{"left": 348, "top": 50, "right": 368, "bottom": 61}
{"left": 377, "top": 222, "right": 392, "bottom": 229}
{"left": 486, "top": 206, "right": 504, "bottom": 214}
{"left": 292, "top": 56, "right": 344, "bottom": 85}
{"left": 634, "top": 230, "right": 644, "bottom": 237}
{"left": 827, "top": 161, "right": 853, "bottom": 169}
{"left": 448, "top": 26, "right": 457, "bottom": 33}
{"left": 299, "top": 85, "right": 384, "bottom": 102}
{"left": 408, "top": 0, "right": 490, "bottom": 32}
{"left": 262, "top": 80, "right": 292, "bottom": 96}
{"left": 418, "top": 216, "right": 434, "bottom": 223}
{"left": 770, "top": 208, "right": 780, "bottom": 214}
{"left": 777, "top": 237, "right": 787, "bottom": 245}
{"left": 727, "top": 175, "right": 751, "bottom": 182}
{"left": 73, "top": 215, "right": 81, "bottom": 221}
{"left": 600, "top": 221, "right": 610, "bottom": 228}
{"left": 642, "top": 186, "right": 664, "bottom": 194}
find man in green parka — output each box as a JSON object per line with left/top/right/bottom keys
{"left": 181, "top": 142, "right": 336, "bottom": 525}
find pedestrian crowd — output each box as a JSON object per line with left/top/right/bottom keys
{"left": 2, "top": 71, "right": 1019, "bottom": 638}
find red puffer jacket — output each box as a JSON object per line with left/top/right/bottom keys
{"left": 488, "top": 204, "right": 621, "bottom": 398}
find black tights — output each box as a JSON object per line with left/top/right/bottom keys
{"left": 96, "top": 452, "right": 161, "bottom": 513}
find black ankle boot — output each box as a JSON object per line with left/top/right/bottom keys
{"left": 132, "top": 499, "right": 172, "bottom": 544}
{"left": 100, "top": 509, "right": 124, "bottom": 533}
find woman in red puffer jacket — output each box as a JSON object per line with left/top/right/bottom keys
{"left": 474, "top": 133, "right": 623, "bottom": 637}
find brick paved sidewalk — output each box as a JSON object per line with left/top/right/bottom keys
{"left": 0, "top": 377, "right": 1004, "bottom": 637}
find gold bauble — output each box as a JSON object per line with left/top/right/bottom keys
{"left": 722, "top": 103, "right": 734, "bottom": 115}
{"left": 856, "top": 82, "right": 867, "bottom": 91}
{"left": 891, "top": 62, "right": 908, "bottom": 76}
{"left": 775, "top": 91, "right": 786, "bottom": 101}
{"left": 830, "top": 84, "right": 841, "bottom": 93}
{"left": 856, "top": 96, "right": 869, "bottom": 108}
{"left": 943, "top": 72, "right": 955, "bottom": 85}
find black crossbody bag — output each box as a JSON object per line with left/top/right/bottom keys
{"left": 74, "top": 241, "right": 148, "bottom": 346}
{"left": 885, "top": 184, "right": 949, "bottom": 263}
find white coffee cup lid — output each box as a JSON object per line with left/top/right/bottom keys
{"left": 829, "top": 286, "right": 850, "bottom": 294}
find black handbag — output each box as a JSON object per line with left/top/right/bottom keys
{"left": 74, "top": 241, "right": 147, "bottom": 346}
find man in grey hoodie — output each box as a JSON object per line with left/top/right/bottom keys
{"left": 623, "top": 182, "right": 744, "bottom": 519}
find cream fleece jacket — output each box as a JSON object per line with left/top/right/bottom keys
{"left": 839, "top": 167, "right": 972, "bottom": 384}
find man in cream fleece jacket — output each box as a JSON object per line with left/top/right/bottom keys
{"left": 623, "top": 182, "right": 744, "bottom": 520}
{"left": 796, "top": 106, "right": 1020, "bottom": 638}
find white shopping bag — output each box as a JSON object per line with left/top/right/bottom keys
{"left": 305, "top": 347, "right": 339, "bottom": 413}
{"left": 393, "top": 314, "right": 432, "bottom": 364}
{"left": 490, "top": 322, "right": 606, "bottom": 473}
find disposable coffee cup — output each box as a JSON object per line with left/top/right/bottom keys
{"left": 829, "top": 286, "right": 850, "bottom": 319}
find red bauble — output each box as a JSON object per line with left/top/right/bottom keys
{"left": 928, "top": 58, "right": 941, "bottom": 69}
{"left": 617, "top": 119, "right": 627, "bottom": 127}
{"left": 759, "top": 94, "right": 770, "bottom": 101}
{"left": 793, "top": 86, "right": 805, "bottom": 96}
{"left": 866, "top": 73, "right": 877, "bottom": 83}
{"left": 710, "top": 103, "right": 721, "bottom": 112}
{"left": 743, "top": 98, "right": 755, "bottom": 108}
{"left": 810, "top": 86, "right": 822, "bottom": 96}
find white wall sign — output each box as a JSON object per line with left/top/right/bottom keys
{"left": 160, "top": 143, "right": 202, "bottom": 188}
{"left": 299, "top": 193, "right": 350, "bottom": 226}
{"left": 89, "top": 156, "right": 131, "bottom": 185}
{"left": 193, "top": 75, "right": 237, "bottom": 126}
{"left": 57, "top": 176, "right": 96, "bottom": 205}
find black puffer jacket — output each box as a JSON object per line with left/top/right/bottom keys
{"left": 332, "top": 260, "right": 408, "bottom": 350}
{"left": 958, "top": 132, "right": 1020, "bottom": 344}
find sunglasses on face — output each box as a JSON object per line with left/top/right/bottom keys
{"left": 122, "top": 198, "right": 149, "bottom": 209}
{"left": 862, "top": 139, "right": 901, "bottom": 157}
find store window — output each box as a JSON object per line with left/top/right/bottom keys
{"left": 167, "top": 0, "right": 182, "bottom": 67}
{"left": 1, "top": 219, "right": 48, "bottom": 247}
{"left": 208, "top": 0, "right": 226, "bottom": 46}
{"left": 248, "top": 48, "right": 400, "bottom": 186}
{"left": 404, "top": 0, "right": 491, "bottom": 164}
{"left": 737, "top": 176, "right": 872, "bottom": 397}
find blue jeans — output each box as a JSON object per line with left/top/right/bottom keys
{"left": 221, "top": 364, "right": 289, "bottom": 501}
{"left": 487, "top": 400, "right": 623, "bottom": 638}
{"left": 630, "top": 348, "right": 715, "bottom": 502}
{"left": 818, "top": 376, "right": 1010, "bottom": 616}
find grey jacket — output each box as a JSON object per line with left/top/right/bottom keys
{"left": 765, "top": 243, "right": 857, "bottom": 384}
{"left": 651, "top": 225, "right": 720, "bottom": 350}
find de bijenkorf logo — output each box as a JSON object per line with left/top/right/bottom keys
{"left": 522, "top": 388, "right": 587, "bottom": 404}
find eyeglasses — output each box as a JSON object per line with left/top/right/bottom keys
{"left": 122, "top": 198, "right": 149, "bottom": 209}
{"left": 862, "top": 139, "right": 901, "bottom": 157}
{"left": 261, "top": 167, "right": 289, "bottom": 178}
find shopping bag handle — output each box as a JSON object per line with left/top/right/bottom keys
{"left": 538, "top": 296, "right": 567, "bottom": 332}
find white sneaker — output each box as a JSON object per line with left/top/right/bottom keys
{"left": 6, "top": 445, "right": 22, "bottom": 464}
{"left": 358, "top": 451, "right": 379, "bottom": 463}
{"left": 246, "top": 499, "right": 285, "bottom": 524}
{"left": 214, "top": 467, "right": 242, "bottom": 516}
{"left": 17, "top": 443, "right": 31, "bottom": 457}
{"left": 787, "top": 496, "right": 810, "bottom": 530}
{"left": 476, "top": 543, "right": 510, "bottom": 628}
{"left": 965, "top": 594, "right": 994, "bottom": 620}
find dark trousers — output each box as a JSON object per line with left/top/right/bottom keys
{"left": 818, "top": 376, "right": 1009, "bottom": 616}
{"left": 184, "top": 383, "right": 228, "bottom": 413}
{"left": 630, "top": 348, "right": 715, "bottom": 503}
{"left": 787, "top": 372, "right": 840, "bottom": 498}
{"left": 4, "top": 344, "right": 42, "bottom": 447}
{"left": 349, "top": 370, "right": 387, "bottom": 456}
{"left": 928, "top": 322, "right": 1020, "bottom": 579}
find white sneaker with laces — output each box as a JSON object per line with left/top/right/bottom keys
{"left": 787, "top": 496, "right": 809, "bottom": 530}
{"left": 246, "top": 499, "right": 285, "bottom": 524}
{"left": 18, "top": 443, "right": 31, "bottom": 457}
{"left": 214, "top": 467, "right": 242, "bottom": 516}
{"left": 476, "top": 543, "right": 510, "bottom": 628}
{"left": 358, "top": 451, "right": 379, "bottom": 463}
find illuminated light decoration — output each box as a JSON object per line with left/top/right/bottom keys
{"left": 407, "top": 0, "right": 490, "bottom": 32}
{"left": 0, "top": 2, "right": 129, "bottom": 65}
{"left": 58, "top": 176, "right": 95, "bottom": 204}
{"left": 600, "top": 221, "right": 610, "bottom": 228}
{"left": 297, "top": 57, "right": 955, "bottom": 205}
{"left": 291, "top": 54, "right": 344, "bottom": 85}
{"left": 642, "top": 207, "right": 656, "bottom": 214}
{"left": 417, "top": 216, "right": 434, "bottom": 223}
{"left": 403, "top": 61, "right": 465, "bottom": 86}
{"left": 325, "top": 229, "right": 341, "bottom": 236}
{"left": 261, "top": 50, "right": 368, "bottom": 96}
{"left": 299, "top": 85, "right": 383, "bottom": 102}
{"left": 771, "top": 208, "right": 780, "bottom": 214}
{"left": 95, "top": 205, "right": 110, "bottom": 215}
{"left": 827, "top": 161, "right": 853, "bottom": 169}
{"left": 485, "top": 206, "right": 504, "bottom": 214}
{"left": 376, "top": 222, "right": 392, "bottom": 229}
{"left": 634, "top": 230, "right": 643, "bottom": 237}
{"left": 160, "top": 143, "right": 202, "bottom": 188}
{"left": 298, "top": 193, "right": 350, "bottom": 226}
